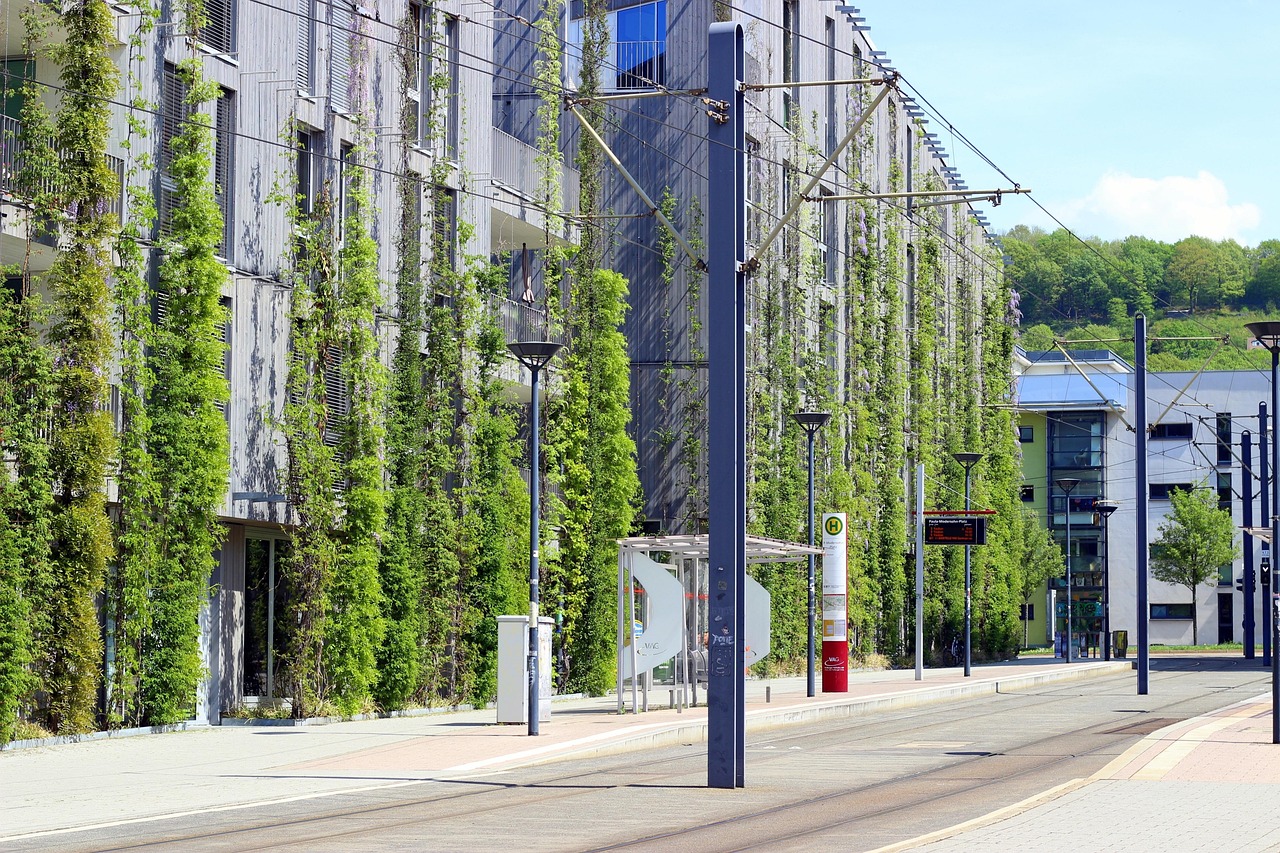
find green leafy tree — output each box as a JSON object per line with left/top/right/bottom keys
{"left": 1150, "top": 487, "right": 1239, "bottom": 645}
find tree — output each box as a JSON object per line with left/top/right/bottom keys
{"left": 1018, "top": 512, "right": 1064, "bottom": 649}
{"left": 1149, "top": 488, "right": 1238, "bottom": 644}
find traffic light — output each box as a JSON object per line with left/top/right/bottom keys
{"left": 1238, "top": 576, "right": 1246, "bottom": 593}
{"left": 1263, "top": 556, "right": 1272, "bottom": 588}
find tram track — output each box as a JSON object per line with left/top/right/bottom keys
{"left": 23, "top": 662, "right": 1270, "bottom": 853}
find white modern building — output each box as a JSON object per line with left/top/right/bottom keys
{"left": 1017, "top": 348, "right": 1272, "bottom": 653}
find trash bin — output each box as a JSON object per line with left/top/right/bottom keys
{"left": 1112, "top": 630, "right": 1129, "bottom": 659}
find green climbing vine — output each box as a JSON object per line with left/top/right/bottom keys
{"left": 38, "top": 0, "right": 120, "bottom": 734}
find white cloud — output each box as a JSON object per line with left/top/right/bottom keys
{"left": 1060, "top": 171, "right": 1260, "bottom": 243}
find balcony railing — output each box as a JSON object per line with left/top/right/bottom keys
{"left": 491, "top": 127, "right": 579, "bottom": 214}
{"left": 487, "top": 293, "right": 549, "bottom": 345}
{"left": 2, "top": 114, "right": 125, "bottom": 220}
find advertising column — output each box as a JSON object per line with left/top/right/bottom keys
{"left": 822, "top": 513, "right": 849, "bottom": 692}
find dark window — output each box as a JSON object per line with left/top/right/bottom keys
{"left": 1216, "top": 412, "right": 1232, "bottom": 464}
{"left": 1018, "top": 425, "right": 1033, "bottom": 443}
{"left": 825, "top": 17, "right": 836, "bottom": 155}
{"left": 406, "top": 2, "right": 427, "bottom": 145}
{"left": 1150, "top": 603, "right": 1194, "bottom": 620}
{"left": 433, "top": 185, "right": 457, "bottom": 274}
{"left": 1021, "top": 484, "right": 1034, "bottom": 502}
{"left": 296, "top": 129, "right": 318, "bottom": 215}
{"left": 614, "top": 1, "right": 666, "bottom": 89}
{"left": 1217, "top": 472, "right": 1232, "bottom": 511}
{"left": 782, "top": 0, "right": 798, "bottom": 128}
{"left": 1149, "top": 483, "right": 1193, "bottom": 500}
{"left": 1150, "top": 422, "right": 1193, "bottom": 440}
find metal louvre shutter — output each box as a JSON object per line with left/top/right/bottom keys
{"left": 214, "top": 90, "right": 235, "bottom": 257}
{"left": 158, "top": 65, "right": 188, "bottom": 237}
{"left": 329, "top": 2, "right": 352, "bottom": 114}
{"left": 200, "top": 0, "right": 235, "bottom": 54}
{"left": 296, "top": 0, "right": 315, "bottom": 93}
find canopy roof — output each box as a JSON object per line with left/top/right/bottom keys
{"left": 617, "top": 534, "right": 821, "bottom": 563}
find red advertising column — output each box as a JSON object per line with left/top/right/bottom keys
{"left": 821, "top": 513, "right": 848, "bottom": 692}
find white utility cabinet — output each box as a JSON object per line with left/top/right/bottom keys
{"left": 497, "top": 615, "right": 553, "bottom": 724}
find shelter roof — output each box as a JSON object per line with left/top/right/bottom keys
{"left": 617, "top": 534, "right": 821, "bottom": 563}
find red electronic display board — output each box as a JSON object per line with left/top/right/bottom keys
{"left": 924, "top": 517, "right": 987, "bottom": 546}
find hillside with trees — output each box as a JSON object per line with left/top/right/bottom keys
{"left": 1003, "top": 226, "right": 1280, "bottom": 370}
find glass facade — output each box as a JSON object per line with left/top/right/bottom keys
{"left": 1048, "top": 412, "right": 1108, "bottom": 657}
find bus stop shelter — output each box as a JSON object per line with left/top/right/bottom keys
{"left": 615, "top": 534, "right": 821, "bottom": 715}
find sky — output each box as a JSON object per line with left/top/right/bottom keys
{"left": 859, "top": 2, "right": 1280, "bottom": 247}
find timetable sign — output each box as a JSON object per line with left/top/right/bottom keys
{"left": 924, "top": 517, "right": 987, "bottom": 546}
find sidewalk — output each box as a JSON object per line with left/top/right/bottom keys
{"left": 0, "top": 658, "right": 1127, "bottom": 844}
{"left": 881, "top": 689, "right": 1280, "bottom": 853}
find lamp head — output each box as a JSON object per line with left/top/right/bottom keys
{"left": 1055, "top": 477, "right": 1081, "bottom": 494}
{"left": 1246, "top": 321, "right": 1280, "bottom": 351}
{"left": 793, "top": 411, "right": 832, "bottom": 436}
{"left": 508, "top": 340, "right": 564, "bottom": 371}
{"left": 952, "top": 451, "right": 983, "bottom": 469}
{"left": 1094, "top": 500, "right": 1119, "bottom": 519}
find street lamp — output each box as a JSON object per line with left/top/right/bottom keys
{"left": 953, "top": 452, "right": 983, "bottom": 677}
{"left": 794, "top": 410, "right": 831, "bottom": 698}
{"left": 509, "top": 340, "right": 564, "bottom": 736}
{"left": 1055, "top": 477, "right": 1081, "bottom": 664}
{"left": 1094, "top": 500, "right": 1119, "bottom": 661}
{"left": 1245, "top": 321, "right": 1280, "bottom": 743}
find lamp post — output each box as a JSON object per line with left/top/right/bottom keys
{"left": 1056, "top": 478, "right": 1081, "bottom": 663}
{"left": 794, "top": 411, "right": 831, "bottom": 698}
{"left": 508, "top": 340, "right": 563, "bottom": 736}
{"left": 953, "top": 452, "right": 983, "bottom": 677}
{"left": 1246, "top": 321, "right": 1280, "bottom": 742}
{"left": 1095, "top": 501, "right": 1119, "bottom": 661}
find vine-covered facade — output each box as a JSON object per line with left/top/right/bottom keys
{"left": 1, "top": 0, "right": 1033, "bottom": 740}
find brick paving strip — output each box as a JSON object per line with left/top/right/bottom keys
{"left": 874, "top": 693, "right": 1280, "bottom": 853}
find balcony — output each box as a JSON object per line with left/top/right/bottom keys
{"left": 487, "top": 293, "right": 548, "bottom": 346}
{"left": 1, "top": 114, "right": 125, "bottom": 269}
{"left": 490, "top": 128, "right": 579, "bottom": 252}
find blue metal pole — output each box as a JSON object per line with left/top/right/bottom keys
{"left": 707, "top": 21, "right": 745, "bottom": 790}
{"left": 1065, "top": 489, "right": 1073, "bottom": 664}
{"left": 1272, "top": 350, "right": 1279, "bottom": 679}
{"left": 807, "top": 431, "right": 816, "bottom": 697}
{"left": 1136, "top": 314, "right": 1150, "bottom": 695}
{"left": 1244, "top": 430, "right": 1256, "bottom": 658}
{"left": 528, "top": 363, "right": 542, "bottom": 736}
{"left": 963, "top": 469, "right": 972, "bottom": 677}
{"left": 1262, "top": 402, "right": 1271, "bottom": 666}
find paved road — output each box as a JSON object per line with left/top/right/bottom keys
{"left": 6, "top": 657, "right": 1267, "bottom": 852}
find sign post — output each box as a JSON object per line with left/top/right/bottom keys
{"left": 822, "top": 513, "right": 848, "bottom": 692}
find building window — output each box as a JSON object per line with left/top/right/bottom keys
{"left": 199, "top": 0, "right": 236, "bottom": 54}
{"left": 568, "top": 1, "right": 667, "bottom": 92}
{"left": 427, "top": 14, "right": 460, "bottom": 157}
{"left": 296, "top": 0, "right": 317, "bottom": 95}
{"left": 1149, "top": 483, "right": 1193, "bottom": 500}
{"left": 1018, "top": 425, "right": 1034, "bottom": 443}
{"left": 1217, "top": 471, "right": 1232, "bottom": 510}
{"left": 1021, "top": 485, "right": 1034, "bottom": 502}
{"left": 782, "top": 0, "right": 798, "bottom": 129}
{"left": 214, "top": 88, "right": 235, "bottom": 258}
{"left": 406, "top": 2, "right": 428, "bottom": 145}
{"left": 1150, "top": 422, "right": 1193, "bottom": 440}
{"left": 1216, "top": 412, "right": 1232, "bottom": 464}
{"left": 746, "top": 136, "right": 763, "bottom": 247}
{"left": 825, "top": 16, "right": 836, "bottom": 155}
{"left": 157, "top": 63, "right": 190, "bottom": 237}
{"left": 216, "top": 296, "right": 232, "bottom": 419}
{"left": 1049, "top": 411, "right": 1104, "bottom": 469}
{"left": 296, "top": 128, "right": 319, "bottom": 216}
{"left": 433, "top": 185, "right": 457, "bottom": 276}
{"left": 1150, "top": 603, "right": 1194, "bottom": 620}
{"left": 330, "top": 0, "right": 354, "bottom": 114}
{"left": 339, "top": 141, "right": 355, "bottom": 237}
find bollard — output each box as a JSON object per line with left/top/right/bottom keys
{"left": 765, "top": 686, "right": 772, "bottom": 703}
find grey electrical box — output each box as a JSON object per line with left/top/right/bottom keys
{"left": 497, "top": 615, "right": 553, "bottom": 724}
